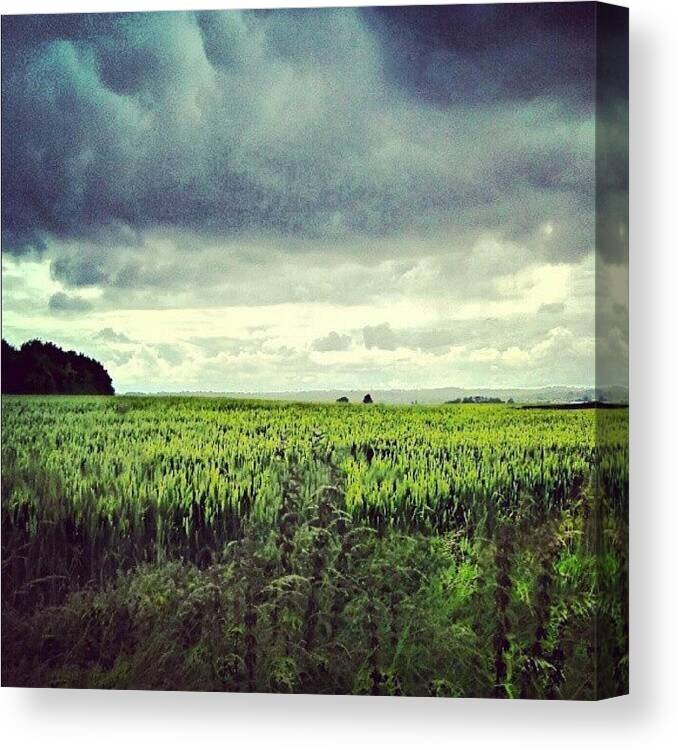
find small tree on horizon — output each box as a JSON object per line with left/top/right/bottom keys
{"left": 362, "top": 393, "right": 373, "bottom": 404}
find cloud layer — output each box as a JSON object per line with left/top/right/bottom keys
{"left": 1, "top": 5, "right": 627, "bottom": 392}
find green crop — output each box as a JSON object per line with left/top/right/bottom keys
{"left": 1, "top": 396, "right": 628, "bottom": 698}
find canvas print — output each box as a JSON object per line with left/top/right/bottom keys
{"left": 1, "top": 2, "right": 628, "bottom": 698}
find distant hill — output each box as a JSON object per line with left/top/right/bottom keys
{"left": 127, "top": 385, "right": 628, "bottom": 405}
{"left": 1, "top": 339, "right": 114, "bottom": 395}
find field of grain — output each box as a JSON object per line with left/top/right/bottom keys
{"left": 1, "top": 396, "right": 628, "bottom": 697}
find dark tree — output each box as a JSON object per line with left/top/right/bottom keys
{"left": 1, "top": 339, "right": 20, "bottom": 393}
{"left": 1, "top": 339, "right": 114, "bottom": 395}
{"left": 336, "top": 396, "right": 349, "bottom": 403}
{"left": 362, "top": 393, "right": 373, "bottom": 404}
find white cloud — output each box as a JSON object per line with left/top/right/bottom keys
{"left": 501, "top": 346, "right": 532, "bottom": 368}
{"left": 2, "top": 250, "right": 599, "bottom": 392}
{"left": 468, "top": 347, "right": 501, "bottom": 363}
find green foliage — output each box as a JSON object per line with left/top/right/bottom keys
{"left": 1, "top": 396, "right": 628, "bottom": 697}
{"left": 1, "top": 339, "right": 114, "bottom": 395}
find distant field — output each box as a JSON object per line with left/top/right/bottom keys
{"left": 1, "top": 396, "right": 628, "bottom": 697}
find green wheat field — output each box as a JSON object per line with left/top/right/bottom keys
{"left": 1, "top": 396, "right": 628, "bottom": 698}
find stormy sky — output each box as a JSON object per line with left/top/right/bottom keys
{"left": 1, "top": 3, "right": 628, "bottom": 393}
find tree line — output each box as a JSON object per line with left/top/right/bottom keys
{"left": 1, "top": 339, "right": 114, "bottom": 395}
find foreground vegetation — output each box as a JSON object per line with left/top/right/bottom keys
{"left": 1, "top": 396, "right": 628, "bottom": 697}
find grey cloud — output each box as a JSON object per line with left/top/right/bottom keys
{"left": 246, "top": 325, "right": 271, "bottom": 334}
{"left": 311, "top": 331, "right": 351, "bottom": 352}
{"left": 362, "top": 322, "right": 461, "bottom": 353}
{"left": 189, "top": 336, "right": 264, "bottom": 358}
{"left": 396, "top": 328, "right": 460, "bottom": 352}
{"left": 363, "top": 323, "right": 398, "bottom": 351}
{"left": 365, "top": 4, "right": 596, "bottom": 107}
{"left": 68, "top": 240, "right": 407, "bottom": 309}
{"left": 93, "top": 327, "right": 134, "bottom": 343}
{"left": 360, "top": 315, "right": 594, "bottom": 358}
{"left": 154, "top": 343, "right": 185, "bottom": 366}
{"left": 47, "top": 292, "right": 93, "bottom": 315}
{"left": 363, "top": 322, "right": 461, "bottom": 352}
{"left": 538, "top": 302, "right": 566, "bottom": 315}
{"left": 105, "top": 349, "right": 134, "bottom": 366}
{"left": 51, "top": 256, "right": 108, "bottom": 287}
{"left": 0, "top": 5, "right": 621, "bottom": 394}
{"left": 3, "top": 8, "right": 598, "bottom": 278}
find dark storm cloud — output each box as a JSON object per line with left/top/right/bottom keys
{"left": 47, "top": 291, "right": 93, "bottom": 314}
{"left": 1, "top": 4, "right": 600, "bottom": 276}
{"left": 362, "top": 3, "right": 595, "bottom": 106}
{"left": 51, "top": 255, "right": 108, "bottom": 286}
{"left": 595, "top": 5, "right": 628, "bottom": 267}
